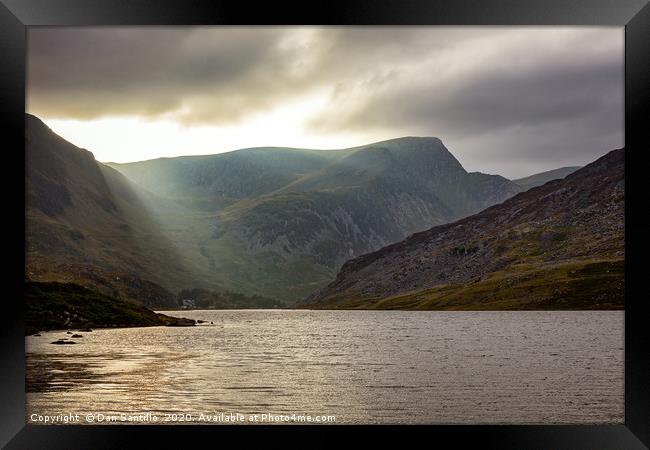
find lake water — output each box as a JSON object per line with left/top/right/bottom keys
{"left": 25, "top": 310, "right": 624, "bottom": 425}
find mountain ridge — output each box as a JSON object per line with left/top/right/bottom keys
{"left": 513, "top": 166, "right": 582, "bottom": 190}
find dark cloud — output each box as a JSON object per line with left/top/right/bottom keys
{"left": 306, "top": 28, "right": 624, "bottom": 176}
{"left": 28, "top": 27, "right": 307, "bottom": 122}
{"left": 27, "top": 27, "right": 623, "bottom": 178}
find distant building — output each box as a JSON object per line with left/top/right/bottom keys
{"left": 180, "top": 299, "right": 196, "bottom": 309}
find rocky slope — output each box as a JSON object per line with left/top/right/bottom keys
{"left": 304, "top": 149, "right": 624, "bottom": 310}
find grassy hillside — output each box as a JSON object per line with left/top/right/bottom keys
{"left": 318, "top": 259, "right": 623, "bottom": 310}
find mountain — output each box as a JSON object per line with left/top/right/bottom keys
{"left": 107, "top": 147, "right": 350, "bottom": 210}
{"left": 108, "top": 137, "right": 522, "bottom": 301}
{"left": 304, "top": 149, "right": 624, "bottom": 310}
{"left": 25, "top": 114, "right": 208, "bottom": 307}
{"left": 513, "top": 166, "right": 581, "bottom": 190}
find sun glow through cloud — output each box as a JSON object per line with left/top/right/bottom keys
{"left": 44, "top": 91, "right": 382, "bottom": 163}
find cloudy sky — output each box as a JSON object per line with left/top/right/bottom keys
{"left": 27, "top": 27, "right": 623, "bottom": 178}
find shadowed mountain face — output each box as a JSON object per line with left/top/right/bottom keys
{"left": 107, "top": 136, "right": 522, "bottom": 301}
{"left": 25, "top": 114, "right": 201, "bottom": 307}
{"left": 304, "top": 149, "right": 624, "bottom": 310}
{"left": 513, "top": 166, "right": 581, "bottom": 190}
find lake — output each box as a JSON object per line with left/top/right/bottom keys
{"left": 25, "top": 310, "right": 624, "bottom": 424}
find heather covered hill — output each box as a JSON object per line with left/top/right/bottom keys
{"left": 304, "top": 149, "right": 624, "bottom": 310}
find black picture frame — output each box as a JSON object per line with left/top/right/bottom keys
{"left": 1, "top": 1, "right": 648, "bottom": 448}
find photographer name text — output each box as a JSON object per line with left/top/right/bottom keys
{"left": 29, "top": 412, "right": 336, "bottom": 424}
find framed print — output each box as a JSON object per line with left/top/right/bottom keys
{"left": 1, "top": 0, "right": 649, "bottom": 448}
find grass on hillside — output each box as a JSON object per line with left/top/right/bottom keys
{"left": 318, "top": 258, "right": 624, "bottom": 310}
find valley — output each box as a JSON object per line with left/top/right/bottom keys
{"left": 28, "top": 113, "right": 536, "bottom": 305}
